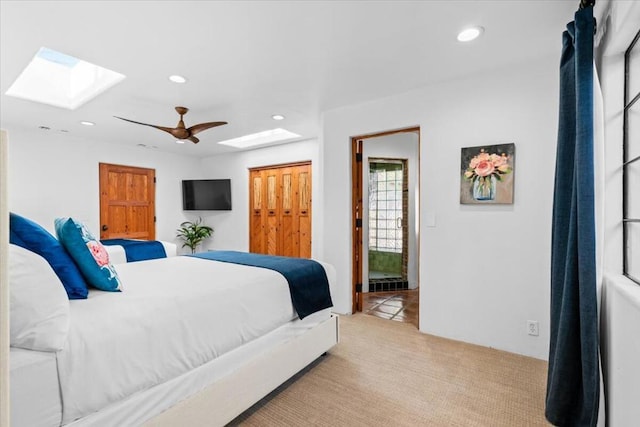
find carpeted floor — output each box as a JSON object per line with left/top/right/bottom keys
{"left": 229, "top": 313, "right": 550, "bottom": 426}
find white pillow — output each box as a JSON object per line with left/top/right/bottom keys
{"left": 9, "top": 244, "right": 70, "bottom": 351}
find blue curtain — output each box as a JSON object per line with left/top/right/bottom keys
{"left": 546, "top": 6, "right": 599, "bottom": 427}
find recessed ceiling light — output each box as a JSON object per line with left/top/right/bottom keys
{"left": 457, "top": 26, "right": 484, "bottom": 42}
{"left": 169, "top": 75, "right": 187, "bottom": 83}
{"left": 6, "top": 47, "right": 125, "bottom": 110}
{"left": 176, "top": 139, "right": 187, "bottom": 144}
{"left": 80, "top": 121, "right": 95, "bottom": 126}
{"left": 218, "top": 128, "right": 301, "bottom": 149}
{"left": 272, "top": 114, "right": 285, "bottom": 121}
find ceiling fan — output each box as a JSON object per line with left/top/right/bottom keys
{"left": 114, "top": 106, "right": 227, "bottom": 144}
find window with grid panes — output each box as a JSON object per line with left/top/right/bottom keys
{"left": 623, "top": 29, "right": 640, "bottom": 285}
{"left": 369, "top": 162, "right": 403, "bottom": 253}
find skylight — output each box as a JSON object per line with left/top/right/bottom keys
{"left": 218, "top": 128, "right": 301, "bottom": 149}
{"left": 5, "top": 47, "right": 125, "bottom": 110}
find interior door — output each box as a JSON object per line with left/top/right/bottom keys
{"left": 99, "top": 163, "right": 156, "bottom": 240}
{"left": 352, "top": 139, "right": 363, "bottom": 312}
{"left": 249, "top": 162, "right": 311, "bottom": 258}
{"left": 249, "top": 169, "right": 266, "bottom": 253}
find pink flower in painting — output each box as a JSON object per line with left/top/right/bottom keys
{"left": 474, "top": 160, "right": 495, "bottom": 177}
{"left": 489, "top": 154, "right": 502, "bottom": 167}
{"left": 464, "top": 149, "right": 512, "bottom": 182}
{"left": 469, "top": 151, "right": 490, "bottom": 169}
{"left": 476, "top": 151, "right": 490, "bottom": 162}
{"left": 87, "top": 241, "right": 110, "bottom": 266}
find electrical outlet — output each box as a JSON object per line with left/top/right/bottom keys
{"left": 527, "top": 320, "right": 539, "bottom": 336}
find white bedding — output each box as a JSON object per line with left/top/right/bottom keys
{"left": 68, "top": 309, "right": 334, "bottom": 426}
{"left": 57, "top": 255, "right": 319, "bottom": 424}
{"left": 10, "top": 348, "right": 60, "bottom": 427}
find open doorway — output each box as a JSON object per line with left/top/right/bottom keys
{"left": 351, "top": 128, "right": 420, "bottom": 327}
{"left": 367, "top": 159, "right": 408, "bottom": 289}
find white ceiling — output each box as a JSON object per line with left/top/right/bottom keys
{"left": 0, "top": 0, "right": 577, "bottom": 156}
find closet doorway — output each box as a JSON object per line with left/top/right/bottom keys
{"left": 352, "top": 128, "right": 420, "bottom": 327}
{"left": 249, "top": 161, "right": 311, "bottom": 258}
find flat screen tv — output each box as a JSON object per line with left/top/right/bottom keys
{"left": 182, "top": 179, "right": 232, "bottom": 211}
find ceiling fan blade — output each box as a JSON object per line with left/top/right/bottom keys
{"left": 187, "top": 136, "right": 200, "bottom": 144}
{"left": 188, "top": 121, "right": 227, "bottom": 136}
{"left": 114, "top": 116, "right": 178, "bottom": 136}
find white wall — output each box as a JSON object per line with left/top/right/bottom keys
{"left": 198, "top": 139, "right": 322, "bottom": 255}
{"left": 322, "top": 57, "right": 559, "bottom": 359}
{"left": 362, "top": 132, "right": 419, "bottom": 291}
{"left": 595, "top": 1, "right": 640, "bottom": 425}
{"left": 0, "top": 129, "right": 10, "bottom": 427}
{"left": 7, "top": 128, "right": 202, "bottom": 243}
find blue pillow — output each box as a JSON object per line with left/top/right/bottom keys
{"left": 9, "top": 212, "right": 88, "bottom": 299}
{"left": 55, "top": 218, "right": 122, "bottom": 292}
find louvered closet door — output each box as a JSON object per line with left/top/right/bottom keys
{"left": 249, "top": 162, "right": 311, "bottom": 258}
{"left": 265, "top": 169, "right": 279, "bottom": 255}
{"left": 249, "top": 169, "right": 265, "bottom": 254}
{"left": 296, "top": 163, "right": 311, "bottom": 258}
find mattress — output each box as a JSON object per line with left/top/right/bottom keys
{"left": 68, "top": 309, "right": 334, "bottom": 426}
{"left": 104, "top": 240, "right": 176, "bottom": 264}
{"left": 10, "top": 348, "right": 60, "bottom": 427}
{"left": 57, "top": 256, "right": 334, "bottom": 424}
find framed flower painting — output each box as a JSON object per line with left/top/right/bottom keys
{"left": 460, "top": 143, "right": 515, "bottom": 204}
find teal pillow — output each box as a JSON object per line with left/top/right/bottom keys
{"left": 55, "top": 218, "right": 122, "bottom": 292}
{"left": 9, "top": 212, "right": 88, "bottom": 299}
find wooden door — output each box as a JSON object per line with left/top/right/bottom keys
{"left": 99, "top": 163, "right": 156, "bottom": 240}
{"left": 249, "top": 169, "right": 266, "bottom": 253}
{"left": 296, "top": 164, "right": 312, "bottom": 258}
{"left": 249, "top": 162, "right": 311, "bottom": 258}
{"left": 352, "top": 139, "right": 363, "bottom": 312}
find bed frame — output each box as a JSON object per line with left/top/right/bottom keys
{"left": 145, "top": 314, "right": 339, "bottom": 426}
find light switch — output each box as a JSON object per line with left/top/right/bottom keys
{"left": 426, "top": 214, "right": 436, "bottom": 228}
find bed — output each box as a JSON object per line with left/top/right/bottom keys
{"left": 8, "top": 214, "right": 338, "bottom": 427}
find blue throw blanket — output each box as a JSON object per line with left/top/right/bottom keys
{"left": 101, "top": 239, "right": 167, "bottom": 262}
{"left": 191, "top": 251, "right": 333, "bottom": 319}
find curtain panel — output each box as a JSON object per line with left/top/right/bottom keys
{"left": 546, "top": 5, "right": 600, "bottom": 427}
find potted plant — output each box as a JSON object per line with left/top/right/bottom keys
{"left": 176, "top": 218, "right": 214, "bottom": 254}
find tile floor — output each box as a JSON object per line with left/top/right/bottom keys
{"left": 363, "top": 289, "right": 419, "bottom": 327}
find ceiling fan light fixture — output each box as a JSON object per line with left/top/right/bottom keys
{"left": 114, "top": 106, "right": 227, "bottom": 145}
{"left": 168, "top": 75, "right": 187, "bottom": 84}
{"left": 457, "top": 26, "right": 484, "bottom": 42}
{"left": 80, "top": 121, "right": 95, "bottom": 126}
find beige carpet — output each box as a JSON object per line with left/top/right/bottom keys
{"left": 230, "top": 313, "right": 550, "bottom": 426}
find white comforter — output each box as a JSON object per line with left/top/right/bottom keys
{"left": 57, "top": 256, "right": 298, "bottom": 424}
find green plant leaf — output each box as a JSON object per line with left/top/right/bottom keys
{"left": 176, "top": 217, "right": 214, "bottom": 253}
